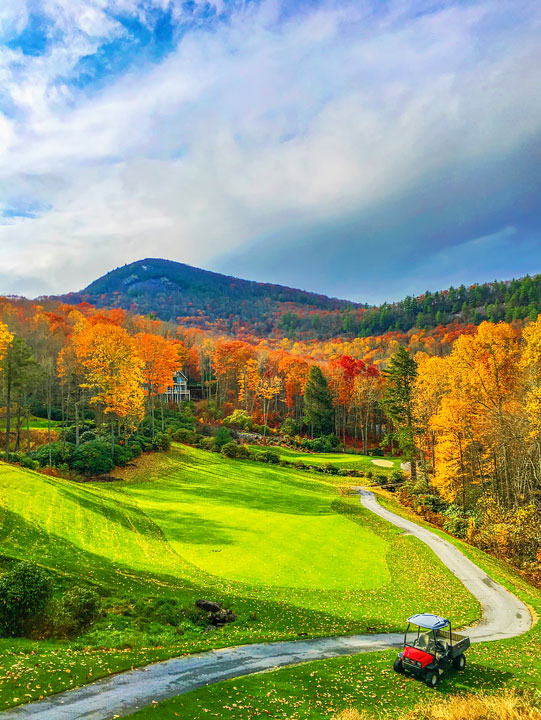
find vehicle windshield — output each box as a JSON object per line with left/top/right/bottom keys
{"left": 405, "top": 625, "right": 437, "bottom": 654}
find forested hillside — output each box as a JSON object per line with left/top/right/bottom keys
{"left": 57, "top": 258, "right": 358, "bottom": 337}
{"left": 54, "top": 259, "right": 541, "bottom": 341}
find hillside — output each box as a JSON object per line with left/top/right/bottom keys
{"left": 55, "top": 259, "right": 541, "bottom": 340}
{"left": 57, "top": 258, "right": 359, "bottom": 336}
{"left": 0, "top": 446, "right": 478, "bottom": 710}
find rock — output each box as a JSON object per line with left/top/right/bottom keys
{"left": 195, "top": 600, "right": 237, "bottom": 627}
{"left": 196, "top": 599, "right": 222, "bottom": 613}
{"left": 210, "top": 609, "right": 237, "bottom": 626}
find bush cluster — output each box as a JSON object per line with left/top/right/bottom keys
{"left": 0, "top": 562, "right": 52, "bottom": 637}
{"left": 0, "top": 562, "right": 103, "bottom": 639}
{"left": 300, "top": 434, "right": 342, "bottom": 453}
{"left": 221, "top": 442, "right": 250, "bottom": 459}
{"left": 49, "top": 586, "right": 102, "bottom": 638}
{"left": 18, "top": 424, "right": 174, "bottom": 476}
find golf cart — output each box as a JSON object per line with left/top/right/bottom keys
{"left": 393, "top": 613, "right": 470, "bottom": 687}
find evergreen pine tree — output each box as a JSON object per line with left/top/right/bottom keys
{"left": 303, "top": 365, "right": 333, "bottom": 437}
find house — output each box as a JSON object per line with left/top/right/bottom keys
{"left": 163, "top": 371, "right": 191, "bottom": 403}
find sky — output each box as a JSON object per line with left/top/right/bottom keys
{"left": 0, "top": 0, "right": 540, "bottom": 304}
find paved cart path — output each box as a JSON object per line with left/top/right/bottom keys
{"left": 2, "top": 489, "right": 532, "bottom": 720}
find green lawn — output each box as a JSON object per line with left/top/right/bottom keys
{"left": 0, "top": 415, "right": 61, "bottom": 431}
{"left": 126, "top": 492, "right": 541, "bottom": 720}
{"left": 0, "top": 445, "right": 478, "bottom": 710}
{"left": 248, "top": 445, "right": 402, "bottom": 475}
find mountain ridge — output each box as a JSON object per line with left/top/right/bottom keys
{"left": 55, "top": 258, "right": 541, "bottom": 340}
{"left": 56, "top": 257, "right": 360, "bottom": 337}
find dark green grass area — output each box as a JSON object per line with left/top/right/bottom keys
{"left": 0, "top": 447, "right": 478, "bottom": 709}
{"left": 126, "top": 494, "right": 540, "bottom": 720}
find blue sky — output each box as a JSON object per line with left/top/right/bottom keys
{"left": 0, "top": 0, "right": 540, "bottom": 303}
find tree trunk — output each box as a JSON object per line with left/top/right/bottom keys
{"left": 26, "top": 407, "right": 31, "bottom": 453}
{"left": 111, "top": 419, "right": 115, "bottom": 462}
{"left": 75, "top": 401, "right": 80, "bottom": 446}
{"left": 4, "top": 358, "right": 12, "bottom": 458}
{"left": 14, "top": 404, "right": 21, "bottom": 451}
{"left": 47, "top": 388, "right": 52, "bottom": 467}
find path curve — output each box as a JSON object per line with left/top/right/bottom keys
{"left": 2, "top": 489, "right": 531, "bottom": 720}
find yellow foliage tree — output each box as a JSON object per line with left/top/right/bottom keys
{"left": 0, "top": 320, "right": 13, "bottom": 361}
{"left": 73, "top": 322, "right": 145, "bottom": 441}
{"left": 521, "top": 315, "right": 541, "bottom": 437}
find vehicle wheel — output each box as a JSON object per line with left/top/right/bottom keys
{"left": 425, "top": 671, "right": 438, "bottom": 688}
{"left": 393, "top": 657, "right": 404, "bottom": 674}
{"left": 453, "top": 654, "right": 466, "bottom": 671}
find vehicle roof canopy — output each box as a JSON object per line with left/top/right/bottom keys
{"left": 407, "top": 614, "right": 450, "bottom": 630}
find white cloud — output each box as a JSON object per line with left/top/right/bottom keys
{"left": 0, "top": 0, "right": 540, "bottom": 298}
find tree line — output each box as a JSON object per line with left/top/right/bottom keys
{"left": 0, "top": 296, "right": 539, "bottom": 572}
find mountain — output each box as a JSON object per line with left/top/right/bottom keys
{"left": 57, "top": 259, "right": 541, "bottom": 340}
{"left": 58, "top": 258, "right": 361, "bottom": 336}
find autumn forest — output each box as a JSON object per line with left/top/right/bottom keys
{"left": 0, "top": 272, "right": 540, "bottom": 580}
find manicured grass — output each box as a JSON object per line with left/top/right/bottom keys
{"left": 0, "top": 447, "right": 478, "bottom": 709}
{"left": 0, "top": 415, "right": 61, "bottom": 430}
{"left": 248, "top": 445, "right": 402, "bottom": 475}
{"left": 126, "top": 492, "right": 540, "bottom": 720}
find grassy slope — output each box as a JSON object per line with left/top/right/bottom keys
{"left": 248, "top": 446, "right": 402, "bottom": 474}
{"left": 0, "top": 448, "right": 477, "bottom": 710}
{"left": 129, "top": 492, "right": 540, "bottom": 720}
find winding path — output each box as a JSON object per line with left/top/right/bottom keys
{"left": 2, "top": 490, "right": 532, "bottom": 720}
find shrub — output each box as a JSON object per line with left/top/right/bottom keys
{"left": 322, "top": 462, "right": 339, "bottom": 475}
{"left": 171, "top": 428, "right": 196, "bottom": 444}
{"left": 112, "top": 444, "right": 134, "bottom": 466}
{"left": 421, "top": 494, "right": 449, "bottom": 513}
{"left": 213, "top": 427, "right": 232, "bottom": 450}
{"left": 5, "top": 452, "right": 39, "bottom": 470}
{"left": 443, "top": 514, "right": 468, "bottom": 538}
{"left": 390, "top": 469, "right": 404, "bottom": 484}
{"left": 79, "top": 430, "right": 97, "bottom": 443}
{"left": 260, "top": 449, "right": 280, "bottom": 464}
{"left": 19, "top": 455, "right": 39, "bottom": 470}
{"left": 127, "top": 440, "right": 142, "bottom": 457}
{"left": 0, "top": 562, "right": 52, "bottom": 637}
{"left": 223, "top": 409, "right": 253, "bottom": 431}
{"left": 294, "top": 459, "right": 306, "bottom": 469}
{"left": 52, "top": 587, "right": 102, "bottom": 638}
{"left": 153, "top": 433, "right": 171, "bottom": 452}
{"left": 134, "top": 598, "right": 207, "bottom": 629}
{"left": 198, "top": 436, "right": 217, "bottom": 452}
{"left": 63, "top": 425, "right": 95, "bottom": 443}
{"left": 221, "top": 441, "right": 241, "bottom": 458}
{"left": 32, "top": 441, "right": 75, "bottom": 468}
{"left": 71, "top": 441, "right": 114, "bottom": 475}
{"left": 280, "top": 418, "right": 297, "bottom": 436}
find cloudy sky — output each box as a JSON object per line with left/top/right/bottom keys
{"left": 0, "top": 0, "right": 540, "bottom": 303}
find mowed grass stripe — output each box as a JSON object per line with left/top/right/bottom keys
{"left": 0, "top": 465, "right": 182, "bottom": 583}
{"left": 117, "top": 445, "right": 389, "bottom": 590}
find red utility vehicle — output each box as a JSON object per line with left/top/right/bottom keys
{"left": 393, "top": 613, "right": 470, "bottom": 687}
